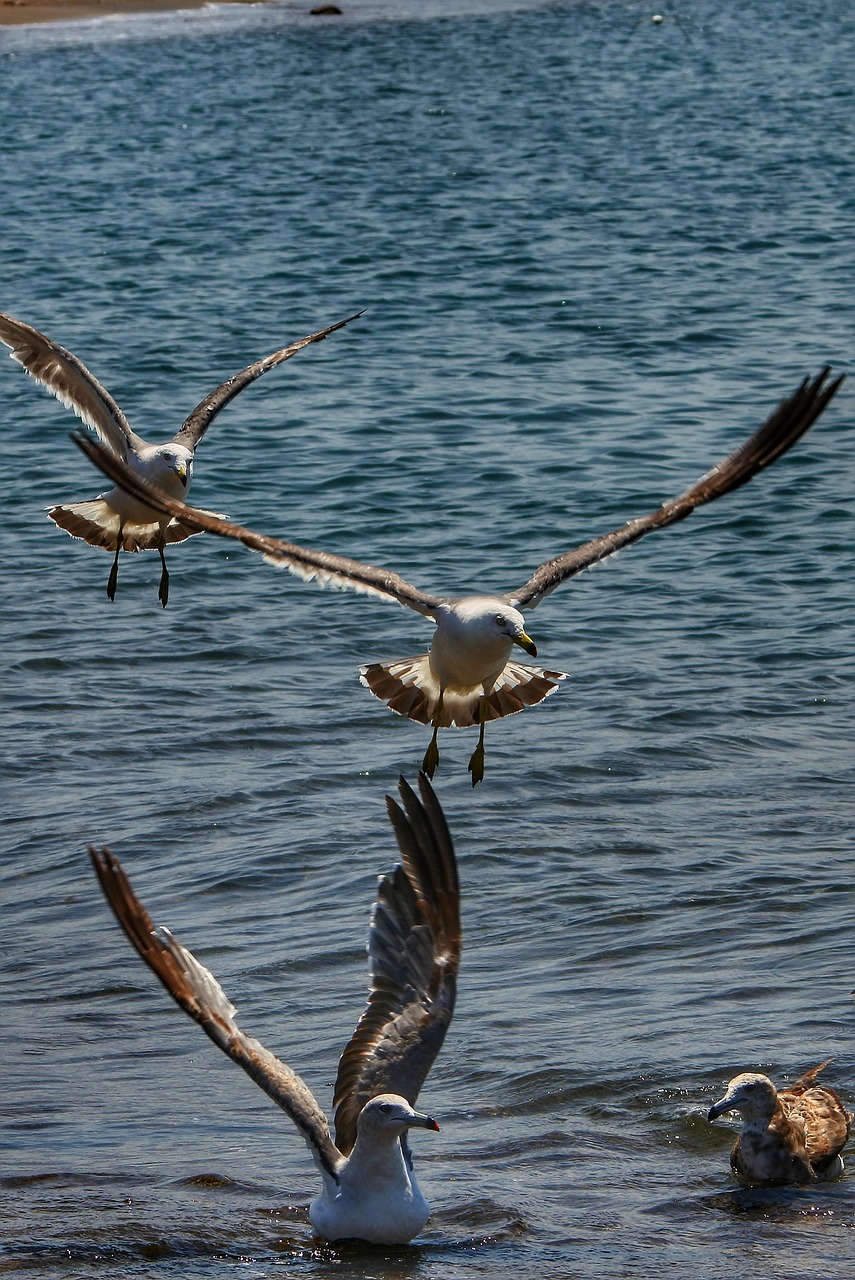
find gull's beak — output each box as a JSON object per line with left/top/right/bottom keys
{"left": 413, "top": 1111, "right": 440, "bottom": 1132}
{"left": 175, "top": 461, "right": 189, "bottom": 485}
{"left": 513, "top": 628, "right": 537, "bottom": 658}
{"left": 707, "top": 1097, "right": 728, "bottom": 1122}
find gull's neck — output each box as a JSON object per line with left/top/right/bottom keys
{"left": 344, "top": 1129, "right": 411, "bottom": 1186}
{"left": 741, "top": 1096, "right": 780, "bottom": 1133}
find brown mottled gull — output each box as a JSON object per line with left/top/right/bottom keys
{"left": 707, "top": 1060, "right": 851, "bottom": 1185}
{"left": 89, "top": 773, "right": 460, "bottom": 1244}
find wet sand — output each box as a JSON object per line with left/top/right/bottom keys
{"left": 0, "top": 0, "right": 260, "bottom": 24}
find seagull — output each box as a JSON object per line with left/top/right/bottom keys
{"left": 632, "top": 12, "right": 693, "bottom": 41}
{"left": 72, "top": 367, "right": 843, "bottom": 783}
{"left": 707, "top": 1060, "right": 852, "bottom": 1185}
{"left": 0, "top": 309, "right": 361, "bottom": 606}
{"left": 89, "top": 773, "right": 460, "bottom": 1245}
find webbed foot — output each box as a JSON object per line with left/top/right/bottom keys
{"left": 157, "top": 543, "right": 169, "bottom": 609}
{"left": 107, "top": 531, "right": 123, "bottom": 603}
{"left": 423, "top": 732, "right": 440, "bottom": 779}
{"left": 107, "top": 553, "right": 120, "bottom": 602}
{"left": 467, "top": 741, "right": 485, "bottom": 787}
{"left": 467, "top": 698, "right": 488, "bottom": 786}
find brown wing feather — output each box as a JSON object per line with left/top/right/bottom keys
{"left": 332, "top": 775, "right": 461, "bottom": 1156}
{"left": 788, "top": 1091, "right": 852, "bottom": 1173}
{"left": 781, "top": 1062, "right": 852, "bottom": 1174}
{"left": 173, "top": 312, "right": 364, "bottom": 450}
{"left": 89, "top": 846, "right": 343, "bottom": 1180}
{"left": 509, "top": 368, "right": 843, "bottom": 611}
{"left": 0, "top": 312, "right": 140, "bottom": 455}
{"left": 71, "top": 431, "right": 442, "bottom": 617}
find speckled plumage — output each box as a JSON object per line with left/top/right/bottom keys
{"left": 707, "top": 1061, "right": 851, "bottom": 1186}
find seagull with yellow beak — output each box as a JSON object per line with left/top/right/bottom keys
{"left": 71, "top": 366, "right": 841, "bottom": 780}
{"left": 0, "top": 309, "right": 360, "bottom": 606}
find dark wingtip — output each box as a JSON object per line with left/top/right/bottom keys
{"left": 88, "top": 842, "right": 114, "bottom": 872}
{"left": 415, "top": 770, "right": 437, "bottom": 803}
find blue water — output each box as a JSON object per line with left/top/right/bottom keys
{"left": 1, "top": 0, "right": 853, "bottom": 1276}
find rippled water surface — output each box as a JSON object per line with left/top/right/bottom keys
{"left": 1, "top": 0, "right": 853, "bottom": 1275}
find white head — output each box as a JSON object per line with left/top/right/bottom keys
{"left": 450, "top": 597, "right": 537, "bottom": 658}
{"left": 133, "top": 442, "right": 193, "bottom": 492}
{"left": 707, "top": 1073, "right": 778, "bottom": 1125}
{"left": 356, "top": 1093, "right": 440, "bottom": 1142}
{"left": 154, "top": 443, "right": 193, "bottom": 487}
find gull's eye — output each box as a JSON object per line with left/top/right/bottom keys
{"left": 495, "top": 614, "right": 506, "bottom": 626}
{"left": 379, "top": 1102, "right": 393, "bottom": 1114}
{"left": 744, "top": 1083, "right": 756, "bottom": 1092}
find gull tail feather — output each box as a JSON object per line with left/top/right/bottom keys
{"left": 485, "top": 659, "right": 568, "bottom": 720}
{"left": 359, "top": 656, "right": 567, "bottom": 727}
{"left": 360, "top": 656, "right": 437, "bottom": 724}
{"left": 48, "top": 501, "right": 220, "bottom": 552}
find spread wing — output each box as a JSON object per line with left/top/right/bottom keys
{"left": 172, "top": 312, "right": 364, "bottom": 450}
{"left": 89, "top": 845, "right": 343, "bottom": 1180}
{"left": 71, "top": 431, "right": 444, "bottom": 617}
{"left": 332, "top": 775, "right": 461, "bottom": 1157}
{"left": 0, "top": 312, "right": 141, "bottom": 458}
{"left": 508, "top": 368, "right": 843, "bottom": 611}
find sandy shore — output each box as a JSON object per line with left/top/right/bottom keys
{"left": 0, "top": 0, "right": 265, "bottom": 25}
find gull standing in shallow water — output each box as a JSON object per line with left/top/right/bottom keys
{"left": 0, "top": 309, "right": 360, "bottom": 606}
{"left": 89, "top": 774, "right": 460, "bottom": 1245}
{"left": 707, "top": 1060, "right": 851, "bottom": 1185}
{"left": 73, "top": 367, "right": 843, "bottom": 781}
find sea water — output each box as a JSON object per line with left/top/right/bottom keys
{"left": 1, "top": 1, "right": 853, "bottom": 1276}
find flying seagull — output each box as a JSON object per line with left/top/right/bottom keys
{"left": 707, "top": 1060, "right": 851, "bottom": 1185}
{"left": 72, "top": 367, "right": 843, "bottom": 782}
{"left": 89, "top": 773, "right": 460, "bottom": 1245}
{"left": 0, "top": 309, "right": 361, "bottom": 606}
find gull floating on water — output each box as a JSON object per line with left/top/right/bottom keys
{"left": 0, "top": 309, "right": 360, "bottom": 607}
{"left": 73, "top": 367, "right": 842, "bottom": 782}
{"left": 707, "top": 1060, "right": 851, "bottom": 1185}
{"left": 631, "top": 12, "right": 692, "bottom": 41}
{"left": 89, "top": 774, "right": 460, "bottom": 1245}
